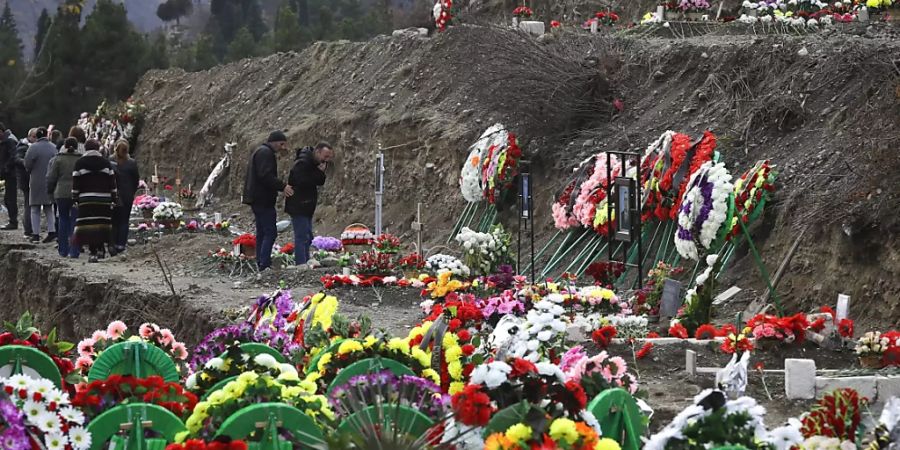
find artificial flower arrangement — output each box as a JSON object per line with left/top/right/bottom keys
{"left": 460, "top": 125, "right": 510, "bottom": 203}
{"left": 583, "top": 10, "right": 620, "bottom": 28}
{"left": 0, "top": 374, "right": 93, "bottom": 450}
{"left": 279, "top": 242, "right": 295, "bottom": 255}
{"left": 484, "top": 294, "right": 569, "bottom": 364}
{"left": 433, "top": 0, "right": 454, "bottom": 31}
{"left": 426, "top": 271, "right": 466, "bottom": 298}
{"left": 308, "top": 337, "right": 433, "bottom": 392}
{"left": 478, "top": 289, "right": 527, "bottom": 326}
{"left": 477, "top": 133, "right": 524, "bottom": 205}
{"left": 674, "top": 254, "right": 722, "bottom": 334}
{"left": 484, "top": 418, "right": 618, "bottom": 450}
{"left": 320, "top": 273, "right": 425, "bottom": 289}
{"left": 177, "top": 187, "right": 196, "bottom": 202}
{"left": 0, "top": 392, "right": 29, "bottom": 449}
{"left": 312, "top": 236, "right": 342, "bottom": 253}
{"left": 585, "top": 261, "right": 625, "bottom": 287}
{"left": 678, "top": 0, "right": 712, "bottom": 11}
{"left": 559, "top": 345, "right": 639, "bottom": 398}
{"left": 135, "top": 195, "right": 160, "bottom": 212}
{"left": 551, "top": 161, "right": 586, "bottom": 230}
{"left": 178, "top": 372, "right": 333, "bottom": 443}
{"left": 0, "top": 312, "right": 79, "bottom": 387}
{"left": 748, "top": 312, "right": 810, "bottom": 348}
{"left": 674, "top": 161, "right": 734, "bottom": 262}
{"left": 247, "top": 290, "right": 308, "bottom": 358}
{"left": 720, "top": 327, "right": 755, "bottom": 354}
{"left": 455, "top": 225, "right": 512, "bottom": 276}
{"left": 185, "top": 348, "right": 298, "bottom": 395}
{"left": 512, "top": 5, "right": 534, "bottom": 17}
{"left": 855, "top": 331, "right": 891, "bottom": 368}
{"left": 640, "top": 131, "right": 686, "bottom": 221}
{"left": 73, "top": 375, "right": 198, "bottom": 420}
{"left": 727, "top": 160, "right": 776, "bottom": 240}
{"left": 204, "top": 247, "right": 257, "bottom": 275}
{"left": 416, "top": 296, "right": 484, "bottom": 392}
{"left": 645, "top": 389, "right": 802, "bottom": 450}
{"left": 201, "top": 220, "right": 230, "bottom": 232}
{"left": 165, "top": 440, "right": 249, "bottom": 450}
{"left": 75, "top": 321, "right": 189, "bottom": 376}
{"left": 373, "top": 233, "right": 402, "bottom": 254}
{"left": 232, "top": 233, "right": 255, "bottom": 249}
{"left": 481, "top": 264, "right": 527, "bottom": 294}
{"left": 340, "top": 224, "right": 374, "bottom": 247}
{"left": 426, "top": 254, "right": 471, "bottom": 278}
{"left": 329, "top": 370, "right": 449, "bottom": 422}
{"left": 571, "top": 153, "right": 621, "bottom": 236}
{"left": 153, "top": 201, "right": 184, "bottom": 223}
{"left": 799, "top": 388, "right": 867, "bottom": 448}
{"left": 354, "top": 251, "right": 396, "bottom": 276}
{"left": 396, "top": 252, "right": 426, "bottom": 276}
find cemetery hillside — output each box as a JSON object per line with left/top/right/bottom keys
{"left": 0, "top": 0, "right": 898, "bottom": 449}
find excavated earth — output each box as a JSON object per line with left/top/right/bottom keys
{"left": 0, "top": 22, "right": 898, "bottom": 429}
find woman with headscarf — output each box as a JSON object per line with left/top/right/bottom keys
{"left": 46, "top": 137, "right": 81, "bottom": 258}
{"left": 73, "top": 139, "right": 117, "bottom": 262}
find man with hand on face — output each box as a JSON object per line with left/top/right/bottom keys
{"left": 286, "top": 142, "right": 334, "bottom": 266}
{"left": 242, "top": 130, "right": 294, "bottom": 271}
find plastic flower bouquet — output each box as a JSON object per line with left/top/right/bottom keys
{"left": 425, "top": 254, "right": 471, "bottom": 278}
{"left": 513, "top": 5, "right": 534, "bottom": 17}
{"left": 354, "top": 251, "right": 396, "bottom": 276}
{"left": 340, "top": 224, "right": 374, "bottom": 246}
{"left": 136, "top": 195, "right": 160, "bottom": 211}
{"left": 485, "top": 418, "right": 618, "bottom": 450}
{"left": 373, "top": 233, "right": 402, "bottom": 254}
{"left": 76, "top": 321, "right": 189, "bottom": 376}
{"left": 396, "top": 252, "right": 426, "bottom": 276}
{"left": 856, "top": 331, "right": 890, "bottom": 368}
{"left": 0, "top": 374, "right": 92, "bottom": 450}
{"left": 455, "top": 225, "right": 512, "bottom": 276}
{"left": 152, "top": 201, "right": 183, "bottom": 222}
{"left": 312, "top": 236, "right": 342, "bottom": 252}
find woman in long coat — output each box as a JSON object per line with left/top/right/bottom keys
{"left": 73, "top": 139, "right": 117, "bottom": 262}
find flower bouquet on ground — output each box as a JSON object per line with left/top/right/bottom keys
{"left": 232, "top": 233, "right": 256, "bottom": 257}
{"left": 455, "top": 225, "right": 512, "bottom": 276}
{"left": 340, "top": 224, "right": 374, "bottom": 248}
{"left": 799, "top": 388, "right": 867, "bottom": 447}
{"left": 204, "top": 248, "right": 257, "bottom": 277}
{"left": 135, "top": 195, "right": 160, "bottom": 219}
{"left": 354, "top": 251, "right": 396, "bottom": 277}
{"left": 374, "top": 233, "right": 402, "bottom": 254}
{"left": 748, "top": 312, "right": 810, "bottom": 351}
{"left": 179, "top": 373, "right": 333, "bottom": 443}
{"left": 75, "top": 321, "right": 189, "bottom": 376}
{"left": 856, "top": 331, "right": 890, "bottom": 369}
{"left": 0, "top": 374, "right": 93, "bottom": 450}
{"left": 178, "top": 187, "right": 197, "bottom": 209}
{"left": 426, "top": 254, "right": 471, "bottom": 278}
{"left": 513, "top": 5, "right": 534, "bottom": 18}
{"left": 312, "top": 236, "right": 342, "bottom": 252}
{"left": 153, "top": 201, "right": 184, "bottom": 228}
{"left": 397, "top": 252, "right": 426, "bottom": 278}
{"left": 73, "top": 375, "right": 198, "bottom": 420}
{"left": 560, "top": 346, "right": 639, "bottom": 398}
{"left": 632, "top": 261, "right": 683, "bottom": 315}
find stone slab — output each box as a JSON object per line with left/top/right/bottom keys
{"left": 815, "top": 375, "right": 877, "bottom": 400}
{"left": 876, "top": 376, "right": 900, "bottom": 402}
{"left": 785, "top": 358, "right": 816, "bottom": 399}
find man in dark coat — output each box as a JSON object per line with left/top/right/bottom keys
{"left": 25, "top": 127, "right": 58, "bottom": 243}
{"left": 242, "top": 131, "right": 294, "bottom": 270}
{"left": 0, "top": 123, "right": 18, "bottom": 230}
{"left": 15, "top": 129, "right": 36, "bottom": 237}
{"left": 285, "top": 142, "right": 334, "bottom": 265}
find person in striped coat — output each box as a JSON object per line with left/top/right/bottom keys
{"left": 73, "top": 139, "right": 117, "bottom": 262}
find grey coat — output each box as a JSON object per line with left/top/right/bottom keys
{"left": 47, "top": 151, "right": 81, "bottom": 200}
{"left": 24, "top": 138, "right": 57, "bottom": 205}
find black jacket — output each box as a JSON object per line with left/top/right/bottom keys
{"left": 285, "top": 147, "right": 326, "bottom": 217}
{"left": 0, "top": 132, "right": 16, "bottom": 180}
{"left": 111, "top": 157, "right": 140, "bottom": 206}
{"left": 14, "top": 140, "right": 29, "bottom": 189}
{"left": 242, "top": 143, "right": 285, "bottom": 207}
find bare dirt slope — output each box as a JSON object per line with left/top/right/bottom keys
{"left": 132, "top": 24, "right": 900, "bottom": 329}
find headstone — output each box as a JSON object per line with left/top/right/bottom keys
{"left": 836, "top": 294, "right": 850, "bottom": 322}
{"left": 214, "top": 213, "right": 222, "bottom": 224}
{"left": 656, "top": 5, "right": 665, "bottom": 20}
{"left": 785, "top": 358, "right": 816, "bottom": 399}
{"left": 519, "top": 20, "right": 546, "bottom": 36}
{"left": 590, "top": 21, "right": 598, "bottom": 33}
{"left": 858, "top": 7, "right": 869, "bottom": 21}
{"left": 660, "top": 278, "right": 683, "bottom": 317}
{"left": 342, "top": 267, "right": 352, "bottom": 276}
{"left": 685, "top": 349, "right": 697, "bottom": 376}
{"left": 232, "top": 244, "right": 241, "bottom": 257}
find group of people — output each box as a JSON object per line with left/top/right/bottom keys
{"left": 0, "top": 123, "right": 140, "bottom": 262}
{"left": 243, "top": 131, "right": 334, "bottom": 271}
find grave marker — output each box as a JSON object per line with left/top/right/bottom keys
{"left": 659, "top": 278, "right": 683, "bottom": 317}
{"left": 836, "top": 294, "right": 850, "bottom": 322}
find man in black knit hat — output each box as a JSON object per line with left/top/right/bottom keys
{"left": 242, "top": 130, "right": 294, "bottom": 270}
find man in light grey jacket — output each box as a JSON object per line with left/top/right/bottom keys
{"left": 24, "top": 127, "right": 57, "bottom": 243}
